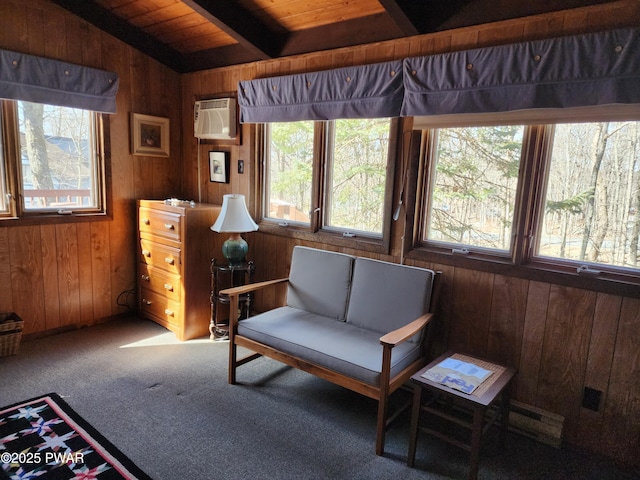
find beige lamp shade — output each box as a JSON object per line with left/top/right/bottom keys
{"left": 211, "top": 194, "right": 258, "bottom": 233}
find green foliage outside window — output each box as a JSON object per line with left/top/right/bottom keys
{"left": 541, "top": 122, "right": 640, "bottom": 269}
{"left": 327, "top": 118, "right": 389, "bottom": 234}
{"left": 427, "top": 125, "right": 524, "bottom": 251}
{"left": 267, "top": 121, "right": 314, "bottom": 223}
{"left": 267, "top": 118, "right": 390, "bottom": 235}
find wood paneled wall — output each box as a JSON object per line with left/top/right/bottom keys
{"left": 0, "top": 0, "right": 637, "bottom": 468}
{"left": 0, "top": 0, "right": 182, "bottom": 334}
{"left": 181, "top": 1, "right": 640, "bottom": 465}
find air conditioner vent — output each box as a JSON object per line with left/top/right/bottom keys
{"left": 198, "top": 98, "right": 231, "bottom": 110}
{"left": 194, "top": 98, "right": 236, "bottom": 140}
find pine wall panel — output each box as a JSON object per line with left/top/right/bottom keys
{"left": 180, "top": 1, "right": 640, "bottom": 464}
{"left": 0, "top": 0, "right": 182, "bottom": 335}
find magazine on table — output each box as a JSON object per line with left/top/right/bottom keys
{"left": 422, "top": 357, "right": 493, "bottom": 394}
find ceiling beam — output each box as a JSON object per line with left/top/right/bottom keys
{"left": 281, "top": 13, "right": 405, "bottom": 58}
{"left": 377, "top": 0, "right": 419, "bottom": 35}
{"left": 182, "top": 0, "right": 286, "bottom": 60}
{"left": 48, "top": 0, "right": 186, "bottom": 73}
{"left": 432, "top": 0, "right": 621, "bottom": 32}
{"left": 378, "top": 0, "right": 476, "bottom": 34}
{"left": 181, "top": 44, "right": 269, "bottom": 73}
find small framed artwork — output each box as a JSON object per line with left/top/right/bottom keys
{"left": 209, "top": 151, "right": 230, "bottom": 183}
{"left": 130, "top": 113, "right": 170, "bottom": 157}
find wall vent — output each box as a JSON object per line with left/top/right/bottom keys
{"left": 194, "top": 98, "right": 236, "bottom": 140}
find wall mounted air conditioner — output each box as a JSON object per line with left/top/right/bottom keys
{"left": 194, "top": 98, "right": 236, "bottom": 140}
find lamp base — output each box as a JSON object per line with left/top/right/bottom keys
{"left": 222, "top": 233, "right": 248, "bottom": 265}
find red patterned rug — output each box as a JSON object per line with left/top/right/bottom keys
{"left": 0, "top": 393, "right": 151, "bottom": 479}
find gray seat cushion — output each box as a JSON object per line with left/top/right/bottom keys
{"left": 346, "top": 258, "right": 434, "bottom": 343}
{"left": 286, "top": 246, "right": 355, "bottom": 320}
{"left": 238, "top": 306, "right": 422, "bottom": 386}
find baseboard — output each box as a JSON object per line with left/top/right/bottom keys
{"left": 21, "top": 312, "right": 133, "bottom": 342}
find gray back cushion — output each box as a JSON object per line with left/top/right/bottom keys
{"left": 286, "top": 246, "right": 355, "bottom": 320}
{"left": 346, "top": 258, "right": 434, "bottom": 343}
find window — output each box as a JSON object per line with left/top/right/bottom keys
{"left": 424, "top": 126, "right": 525, "bottom": 255}
{"left": 324, "top": 118, "right": 391, "bottom": 236}
{"left": 263, "top": 118, "right": 394, "bottom": 245}
{"left": 265, "top": 121, "right": 314, "bottom": 225}
{"left": 0, "top": 100, "right": 105, "bottom": 219}
{"left": 537, "top": 121, "right": 640, "bottom": 271}
{"left": 417, "top": 115, "right": 640, "bottom": 288}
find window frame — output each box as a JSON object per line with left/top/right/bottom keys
{"left": 417, "top": 125, "right": 529, "bottom": 263}
{"left": 0, "top": 100, "right": 111, "bottom": 225}
{"left": 258, "top": 118, "right": 400, "bottom": 254}
{"left": 410, "top": 110, "right": 640, "bottom": 298}
{"left": 525, "top": 121, "right": 640, "bottom": 285}
{"left": 261, "top": 120, "right": 317, "bottom": 230}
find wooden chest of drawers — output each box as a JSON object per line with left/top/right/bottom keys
{"left": 137, "top": 200, "right": 221, "bottom": 340}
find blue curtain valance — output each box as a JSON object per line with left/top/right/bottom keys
{"left": 401, "top": 28, "right": 640, "bottom": 116}
{"left": 237, "top": 28, "right": 640, "bottom": 123}
{"left": 238, "top": 60, "right": 404, "bottom": 123}
{"left": 0, "top": 49, "right": 119, "bottom": 113}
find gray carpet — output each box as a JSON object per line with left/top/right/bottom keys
{"left": 0, "top": 317, "right": 636, "bottom": 480}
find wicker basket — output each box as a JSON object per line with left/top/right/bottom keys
{"left": 0, "top": 312, "right": 23, "bottom": 357}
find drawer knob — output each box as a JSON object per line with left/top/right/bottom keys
{"left": 164, "top": 223, "right": 175, "bottom": 230}
{"left": 164, "top": 309, "right": 174, "bottom": 316}
{"left": 142, "top": 298, "right": 152, "bottom": 305}
{"left": 143, "top": 218, "right": 150, "bottom": 225}
{"left": 163, "top": 283, "right": 173, "bottom": 291}
{"left": 142, "top": 249, "right": 151, "bottom": 257}
{"left": 164, "top": 257, "right": 175, "bottom": 265}
{"left": 141, "top": 274, "right": 150, "bottom": 281}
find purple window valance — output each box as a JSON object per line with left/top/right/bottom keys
{"left": 0, "top": 49, "right": 119, "bottom": 113}
{"left": 238, "top": 60, "right": 404, "bottom": 123}
{"left": 402, "top": 29, "right": 640, "bottom": 115}
{"left": 237, "top": 28, "right": 640, "bottom": 123}
{"left": 401, "top": 28, "right": 640, "bottom": 117}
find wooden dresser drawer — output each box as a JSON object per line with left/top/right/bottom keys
{"left": 140, "top": 239, "right": 181, "bottom": 275}
{"left": 137, "top": 200, "right": 221, "bottom": 341}
{"left": 140, "top": 288, "right": 182, "bottom": 329}
{"left": 139, "top": 264, "right": 181, "bottom": 303}
{"left": 139, "top": 207, "right": 182, "bottom": 242}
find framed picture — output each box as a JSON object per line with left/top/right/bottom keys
{"left": 130, "top": 113, "right": 170, "bottom": 157}
{"left": 209, "top": 151, "right": 230, "bottom": 183}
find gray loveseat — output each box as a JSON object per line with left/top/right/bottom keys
{"left": 223, "top": 246, "right": 440, "bottom": 455}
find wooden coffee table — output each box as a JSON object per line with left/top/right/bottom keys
{"left": 407, "top": 351, "right": 516, "bottom": 480}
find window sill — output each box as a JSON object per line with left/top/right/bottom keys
{"left": 257, "top": 222, "right": 387, "bottom": 254}
{"left": 407, "top": 247, "right": 640, "bottom": 299}
{"left": 0, "top": 212, "right": 111, "bottom": 227}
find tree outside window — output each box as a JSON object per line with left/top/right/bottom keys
{"left": 539, "top": 121, "right": 640, "bottom": 269}
{"left": 18, "top": 101, "right": 98, "bottom": 211}
{"left": 325, "top": 118, "right": 390, "bottom": 236}
{"left": 425, "top": 125, "right": 524, "bottom": 253}
{"left": 265, "top": 118, "right": 392, "bottom": 239}
{"left": 266, "top": 121, "right": 314, "bottom": 224}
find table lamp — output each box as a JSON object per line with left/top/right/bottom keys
{"left": 211, "top": 194, "right": 258, "bottom": 265}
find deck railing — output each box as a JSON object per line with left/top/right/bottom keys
{"left": 23, "top": 189, "right": 92, "bottom": 208}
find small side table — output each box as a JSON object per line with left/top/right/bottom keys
{"left": 210, "top": 259, "right": 255, "bottom": 341}
{"left": 407, "top": 351, "right": 516, "bottom": 480}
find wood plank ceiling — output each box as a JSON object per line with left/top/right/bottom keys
{"left": 50, "top": 0, "right": 620, "bottom": 73}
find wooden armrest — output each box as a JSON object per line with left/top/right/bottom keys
{"left": 220, "top": 277, "right": 289, "bottom": 297}
{"left": 379, "top": 312, "right": 434, "bottom": 347}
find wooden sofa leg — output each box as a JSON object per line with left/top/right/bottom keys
{"left": 228, "top": 341, "right": 237, "bottom": 384}
{"left": 228, "top": 294, "right": 239, "bottom": 385}
{"left": 376, "top": 344, "right": 393, "bottom": 455}
{"left": 376, "top": 395, "right": 388, "bottom": 456}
